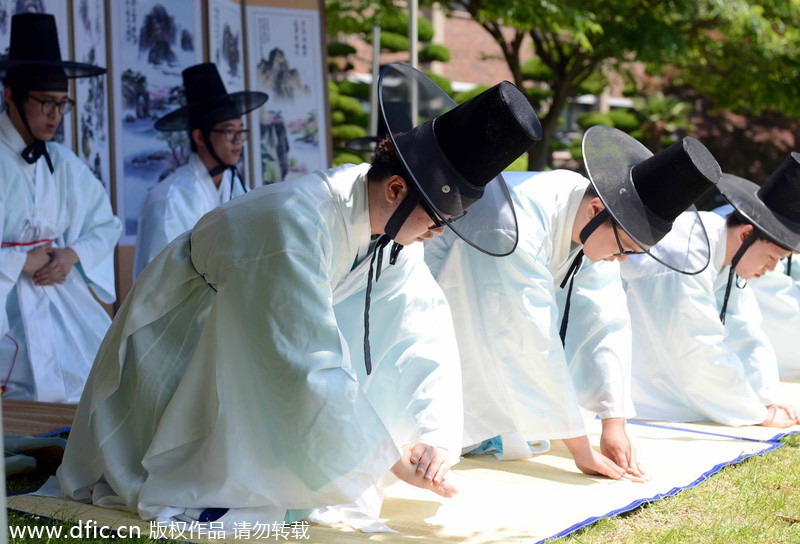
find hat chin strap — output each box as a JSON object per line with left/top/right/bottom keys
{"left": 579, "top": 208, "right": 611, "bottom": 244}
{"left": 361, "top": 190, "right": 420, "bottom": 375}
{"left": 558, "top": 208, "right": 611, "bottom": 345}
{"left": 201, "top": 129, "right": 247, "bottom": 195}
{"left": 12, "top": 90, "right": 54, "bottom": 173}
{"left": 719, "top": 230, "right": 758, "bottom": 323}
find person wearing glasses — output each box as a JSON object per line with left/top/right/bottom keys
{"left": 620, "top": 154, "right": 800, "bottom": 428}
{"left": 58, "top": 65, "right": 541, "bottom": 531}
{"left": 426, "top": 126, "right": 720, "bottom": 480}
{"left": 0, "top": 13, "right": 120, "bottom": 403}
{"left": 133, "top": 63, "right": 267, "bottom": 278}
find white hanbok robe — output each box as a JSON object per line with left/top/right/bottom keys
{"left": 425, "top": 170, "right": 634, "bottom": 453}
{"left": 0, "top": 113, "right": 120, "bottom": 403}
{"left": 751, "top": 259, "right": 800, "bottom": 379}
{"left": 57, "top": 163, "right": 462, "bottom": 528}
{"left": 133, "top": 154, "right": 244, "bottom": 278}
{"left": 621, "top": 212, "right": 782, "bottom": 425}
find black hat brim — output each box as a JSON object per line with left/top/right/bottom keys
{"left": 345, "top": 136, "right": 379, "bottom": 152}
{"left": 154, "top": 91, "right": 269, "bottom": 132}
{"left": 379, "top": 63, "right": 519, "bottom": 257}
{"left": 582, "top": 125, "right": 711, "bottom": 274}
{"left": 0, "top": 58, "right": 106, "bottom": 79}
{"left": 718, "top": 173, "right": 800, "bottom": 252}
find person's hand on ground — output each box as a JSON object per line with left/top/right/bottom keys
{"left": 761, "top": 404, "right": 799, "bottom": 428}
{"left": 600, "top": 417, "right": 647, "bottom": 479}
{"left": 563, "top": 435, "right": 646, "bottom": 483}
{"left": 391, "top": 443, "right": 458, "bottom": 498}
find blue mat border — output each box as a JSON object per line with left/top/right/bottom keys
{"left": 627, "top": 419, "right": 798, "bottom": 444}
{"left": 535, "top": 425, "right": 788, "bottom": 543}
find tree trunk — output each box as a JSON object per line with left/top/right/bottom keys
{"left": 528, "top": 83, "right": 572, "bottom": 171}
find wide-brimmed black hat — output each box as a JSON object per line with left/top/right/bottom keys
{"left": 379, "top": 63, "right": 541, "bottom": 257}
{"left": 345, "top": 101, "right": 411, "bottom": 152}
{"left": 582, "top": 125, "right": 720, "bottom": 273}
{"left": 0, "top": 13, "right": 105, "bottom": 90}
{"left": 154, "top": 63, "right": 268, "bottom": 132}
{"left": 718, "top": 153, "right": 800, "bottom": 252}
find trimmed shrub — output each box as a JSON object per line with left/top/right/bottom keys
{"left": 453, "top": 84, "right": 491, "bottom": 104}
{"left": 608, "top": 109, "right": 640, "bottom": 133}
{"left": 575, "top": 111, "right": 614, "bottom": 131}
{"left": 327, "top": 42, "right": 356, "bottom": 57}
{"left": 337, "top": 80, "right": 370, "bottom": 101}
{"left": 333, "top": 151, "right": 367, "bottom": 166}
{"left": 419, "top": 43, "right": 451, "bottom": 63}
{"left": 331, "top": 124, "right": 367, "bottom": 142}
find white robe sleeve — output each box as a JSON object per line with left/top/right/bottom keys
{"left": 716, "top": 281, "right": 783, "bottom": 405}
{"left": 336, "top": 243, "right": 463, "bottom": 463}
{"left": 624, "top": 265, "right": 768, "bottom": 426}
{"left": 0, "top": 198, "right": 28, "bottom": 335}
{"left": 751, "top": 260, "right": 800, "bottom": 379}
{"left": 428, "top": 232, "right": 585, "bottom": 446}
{"left": 560, "top": 259, "right": 634, "bottom": 419}
{"left": 134, "top": 184, "right": 205, "bottom": 278}
{"left": 62, "top": 164, "right": 121, "bottom": 303}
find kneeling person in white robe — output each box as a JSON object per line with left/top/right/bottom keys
{"left": 0, "top": 14, "right": 120, "bottom": 403}
{"left": 426, "top": 127, "right": 721, "bottom": 480}
{"left": 56, "top": 65, "right": 541, "bottom": 531}
{"left": 621, "top": 155, "right": 800, "bottom": 428}
{"left": 750, "top": 250, "right": 800, "bottom": 379}
{"left": 133, "top": 63, "right": 267, "bottom": 278}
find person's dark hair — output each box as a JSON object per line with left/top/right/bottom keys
{"left": 367, "top": 134, "right": 412, "bottom": 185}
{"left": 725, "top": 210, "right": 776, "bottom": 244}
{"left": 2, "top": 84, "right": 28, "bottom": 111}
{"left": 584, "top": 184, "right": 599, "bottom": 199}
{"left": 188, "top": 130, "right": 198, "bottom": 153}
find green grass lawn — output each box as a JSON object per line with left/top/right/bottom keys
{"left": 5, "top": 433, "right": 799, "bottom": 543}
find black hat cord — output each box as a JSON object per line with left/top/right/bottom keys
{"left": 787, "top": 254, "right": 792, "bottom": 276}
{"left": 12, "top": 88, "right": 54, "bottom": 173}
{"left": 719, "top": 230, "right": 759, "bottom": 323}
{"left": 200, "top": 129, "right": 248, "bottom": 196}
{"left": 559, "top": 208, "right": 611, "bottom": 345}
{"left": 362, "top": 190, "right": 419, "bottom": 375}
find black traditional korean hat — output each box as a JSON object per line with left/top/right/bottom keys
{"left": 581, "top": 125, "right": 721, "bottom": 274}
{"left": 0, "top": 13, "right": 106, "bottom": 172}
{"left": 718, "top": 153, "right": 800, "bottom": 253}
{"left": 0, "top": 13, "right": 106, "bottom": 88}
{"left": 379, "top": 63, "right": 542, "bottom": 257}
{"left": 154, "top": 63, "right": 267, "bottom": 132}
{"left": 716, "top": 154, "right": 800, "bottom": 322}
{"left": 346, "top": 101, "right": 413, "bottom": 153}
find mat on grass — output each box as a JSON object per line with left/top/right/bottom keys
{"left": 2, "top": 399, "right": 76, "bottom": 437}
{"left": 629, "top": 380, "right": 800, "bottom": 443}
{"left": 8, "top": 420, "right": 776, "bottom": 544}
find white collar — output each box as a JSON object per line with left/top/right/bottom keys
{"left": 0, "top": 111, "right": 31, "bottom": 155}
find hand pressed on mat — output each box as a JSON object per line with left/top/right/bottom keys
{"left": 761, "top": 404, "right": 799, "bottom": 428}
{"left": 600, "top": 417, "right": 647, "bottom": 479}
{"left": 563, "top": 435, "right": 647, "bottom": 483}
{"left": 391, "top": 443, "right": 457, "bottom": 498}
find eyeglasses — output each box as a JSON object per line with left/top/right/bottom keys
{"left": 27, "top": 95, "right": 75, "bottom": 116}
{"left": 209, "top": 128, "right": 249, "bottom": 143}
{"left": 422, "top": 202, "right": 468, "bottom": 231}
{"left": 611, "top": 221, "right": 646, "bottom": 257}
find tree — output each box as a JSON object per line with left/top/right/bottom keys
{"left": 449, "top": 0, "right": 800, "bottom": 170}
